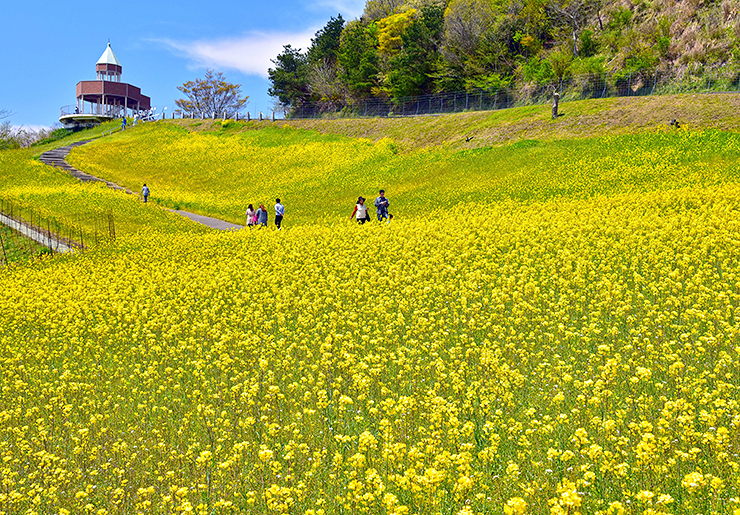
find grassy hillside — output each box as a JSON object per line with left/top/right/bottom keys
{"left": 68, "top": 107, "right": 740, "bottom": 226}
{"left": 2, "top": 95, "right": 740, "bottom": 513}
{"left": 169, "top": 93, "right": 740, "bottom": 150}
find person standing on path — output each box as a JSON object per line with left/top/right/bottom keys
{"left": 142, "top": 184, "right": 150, "bottom": 203}
{"left": 121, "top": 115, "right": 127, "bottom": 130}
{"left": 257, "top": 204, "right": 269, "bottom": 228}
{"left": 245, "top": 204, "right": 256, "bottom": 228}
{"left": 350, "top": 197, "right": 370, "bottom": 224}
{"left": 374, "top": 189, "right": 389, "bottom": 221}
{"left": 275, "top": 198, "right": 285, "bottom": 230}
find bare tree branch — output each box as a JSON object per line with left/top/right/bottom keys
{"left": 175, "top": 70, "right": 249, "bottom": 118}
{"left": 546, "top": 0, "right": 595, "bottom": 57}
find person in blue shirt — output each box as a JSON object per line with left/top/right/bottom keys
{"left": 121, "top": 115, "right": 127, "bottom": 130}
{"left": 142, "top": 184, "right": 150, "bottom": 203}
{"left": 374, "top": 189, "right": 389, "bottom": 221}
{"left": 275, "top": 198, "right": 285, "bottom": 230}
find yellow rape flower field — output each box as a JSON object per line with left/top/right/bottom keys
{"left": 2, "top": 112, "right": 740, "bottom": 515}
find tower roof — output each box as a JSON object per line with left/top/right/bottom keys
{"left": 97, "top": 43, "right": 122, "bottom": 67}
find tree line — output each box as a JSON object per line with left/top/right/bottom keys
{"left": 0, "top": 110, "right": 72, "bottom": 150}
{"left": 268, "top": 0, "right": 740, "bottom": 114}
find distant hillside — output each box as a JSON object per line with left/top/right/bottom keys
{"left": 175, "top": 93, "right": 740, "bottom": 150}
{"left": 268, "top": 0, "right": 740, "bottom": 113}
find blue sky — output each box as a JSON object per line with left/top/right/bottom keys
{"left": 2, "top": 0, "right": 365, "bottom": 129}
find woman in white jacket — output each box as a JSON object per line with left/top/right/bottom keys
{"left": 245, "top": 204, "right": 256, "bottom": 228}
{"left": 350, "top": 197, "right": 370, "bottom": 224}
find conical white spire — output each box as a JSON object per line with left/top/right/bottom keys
{"left": 97, "top": 42, "right": 122, "bottom": 66}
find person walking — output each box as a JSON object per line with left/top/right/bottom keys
{"left": 142, "top": 183, "right": 150, "bottom": 203}
{"left": 256, "top": 204, "right": 269, "bottom": 228}
{"left": 121, "top": 115, "right": 127, "bottom": 130}
{"left": 374, "top": 189, "right": 389, "bottom": 221}
{"left": 350, "top": 196, "right": 370, "bottom": 224}
{"left": 245, "top": 204, "right": 256, "bottom": 228}
{"left": 275, "top": 198, "right": 285, "bottom": 230}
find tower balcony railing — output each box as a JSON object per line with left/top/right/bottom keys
{"left": 60, "top": 105, "right": 121, "bottom": 118}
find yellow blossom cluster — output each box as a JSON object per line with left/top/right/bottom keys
{"left": 1, "top": 182, "right": 740, "bottom": 513}
{"left": 66, "top": 123, "right": 740, "bottom": 227}
{"left": 2, "top": 122, "right": 740, "bottom": 513}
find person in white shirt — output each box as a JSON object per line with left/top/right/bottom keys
{"left": 275, "top": 198, "right": 285, "bottom": 230}
{"left": 350, "top": 196, "right": 370, "bottom": 224}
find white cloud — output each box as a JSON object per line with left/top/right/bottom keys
{"left": 155, "top": 30, "right": 317, "bottom": 79}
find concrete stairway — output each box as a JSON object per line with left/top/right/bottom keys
{"left": 39, "top": 141, "right": 131, "bottom": 193}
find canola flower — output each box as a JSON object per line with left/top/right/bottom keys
{"left": 1, "top": 182, "right": 740, "bottom": 513}
{"left": 66, "top": 122, "right": 740, "bottom": 226}
{"left": 2, "top": 121, "right": 740, "bottom": 513}
{"left": 0, "top": 149, "right": 204, "bottom": 238}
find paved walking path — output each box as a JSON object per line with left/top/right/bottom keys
{"left": 0, "top": 213, "right": 75, "bottom": 253}
{"left": 38, "top": 140, "right": 244, "bottom": 231}
{"left": 40, "top": 142, "right": 132, "bottom": 193}
{"left": 173, "top": 210, "right": 243, "bottom": 231}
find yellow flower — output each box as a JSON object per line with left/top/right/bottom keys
{"left": 504, "top": 496, "right": 527, "bottom": 515}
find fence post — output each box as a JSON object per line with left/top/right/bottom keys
{"left": 0, "top": 232, "right": 7, "bottom": 265}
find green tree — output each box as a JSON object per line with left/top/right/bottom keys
{"left": 387, "top": 5, "right": 445, "bottom": 98}
{"left": 338, "top": 21, "right": 381, "bottom": 98}
{"left": 268, "top": 45, "right": 311, "bottom": 109}
{"left": 175, "top": 70, "right": 248, "bottom": 117}
{"left": 307, "top": 15, "right": 345, "bottom": 66}
{"left": 363, "top": 0, "right": 405, "bottom": 21}
{"left": 306, "top": 16, "right": 348, "bottom": 110}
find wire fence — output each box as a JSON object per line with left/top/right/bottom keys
{"left": 0, "top": 224, "right": 51, "bottom": 266}
{"left": 0, "top": 196, "right": 115, "bottom": 265}
{"left": 285, "top": 66, "right": 740, "bottom": 119}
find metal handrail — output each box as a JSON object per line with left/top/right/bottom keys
{"left": 60, "top": 105, "right": 120, "bottom": 117}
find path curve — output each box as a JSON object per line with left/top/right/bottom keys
{"left": 39, "top": 140, "right": 244, "bottom": 231}
{"left": 40, "top": 142, "right": 131, "bottom": 193}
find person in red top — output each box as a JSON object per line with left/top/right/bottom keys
{"left": 350, "top": 197, "right": 370, "bottom": 224}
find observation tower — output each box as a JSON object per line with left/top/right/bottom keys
{"left": 59, "top": 43, "right": 151, "bottom": 130}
